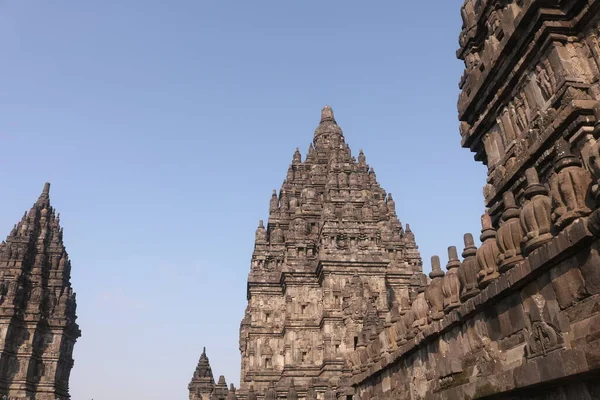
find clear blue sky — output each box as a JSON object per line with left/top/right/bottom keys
{"left": 0, "top": 1, "right": 484, "bottom": 399}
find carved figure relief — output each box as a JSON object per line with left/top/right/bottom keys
{"left": 536, "top": 62, "right": 556, "bottom": 101}
{"left": 524, "top": 296, "right": 564, "bottom": 360}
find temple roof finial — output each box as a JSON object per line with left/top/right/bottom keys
{"left": 321, "top": 105, "right": 335, "bottom": 123}
{"left": 37, "top": 182, "right": 51, "bottom": 206}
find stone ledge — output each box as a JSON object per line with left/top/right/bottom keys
{"left": 351, "top": 218, "right": 595, "bottom": 387}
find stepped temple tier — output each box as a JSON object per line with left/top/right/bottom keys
{"left": 0, "top": 183, "right": 80, "bottom": 399}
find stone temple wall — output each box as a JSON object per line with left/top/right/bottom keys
{"left": 350, "top": 0, "right": 600, "bottom": 399}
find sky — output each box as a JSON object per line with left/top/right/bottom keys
{"left": 0, "top": 1, "right": 484, "bottom": 399}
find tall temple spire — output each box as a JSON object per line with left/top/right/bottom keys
{"left": 239, "top": 106, "right": 423, "bottom": 397}
{"left": 0, "top": 182, "right": 80, "bottom": 399}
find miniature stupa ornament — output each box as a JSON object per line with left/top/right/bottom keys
{"left": 321, "top": 105, "right": 336, "bottom": 123}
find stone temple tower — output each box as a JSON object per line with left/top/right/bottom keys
{"left": 189, "top": 347, "right": 232, "bottom": 400}
{"left": 238, "top": 106, "right": 424, "bottom": 398}
{"left": 0, "top": 183, "right": 80, "bottom": 399}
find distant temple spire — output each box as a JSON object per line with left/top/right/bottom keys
{"left": 0, "top": 182, "right": 80, "bottom": 398}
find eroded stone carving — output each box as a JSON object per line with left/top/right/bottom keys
{"left": 425, "top": 256, "right": 445, "bottom": 321}
{"left": 520, "top": 168, "right": 553, "bottom": 254}
{"left": 442, "top": 246, "right": 461, "bottom": 313}
{"left": 551, "top": 139, "right": 592, "bottom": 231}
{"left": 497, "top": 191, "right": 524, "bottom": 273}
{"left": 0, "top": 183, "right": 80, "bottom": 399}
{"left": 476, "top": 213, "right": 500, "bottom": 288}
{"left": 458, "top": 233, "right": 480, "bottom": 301}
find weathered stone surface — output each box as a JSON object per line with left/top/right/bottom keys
{"left": 497, "top": 192, "right": 524, "bottom": 273}
{"left": 0, "top": 183, "right": 80, "bottom": 400}
{"left": 188, "top": 1, "right": 600, "bottom": 399}
{"left": 477, "top": 213, "right": 500, "bottom": 289}
{"left": 189, "top": 348, "right": 231, "bottom": 400}
{"left": 233, "top": 106, "right": 424, "bottom": 398}
{"left": 520, "top": 168, "right": 553, "bottom": 254}
{"left": 458, "top": 233, "right": 480, "bottom": 302}
{"left": 349, "top": 1, "right": 600, "bottom": 399}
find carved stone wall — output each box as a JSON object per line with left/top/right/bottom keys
{"left": 349, "top": 1, "right": 600, "bottom": 399}
{"left": 0, "top": 184, "right": 80, "bottom": 400}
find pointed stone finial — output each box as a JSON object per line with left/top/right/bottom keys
{"left": 551, "top": 138, "right": 592, "bottom": 231}
{"left": 37, "top": 182, "right": 51, "bottom": 206}
{"left": 521, "top": 168, "right": 553, "bottom": 253}
{"left": 358, "top": 149, "right": 366, "bottom": 165}
{"left": 293, "top": 148, "right": 302, "bottom": 164}
{"left": 429, "top": 255, "right": 444, "bottom": 279}
{"left": 477, "top": 213, "right": 500, "bottom": 288}
{"left": 442, "top": 246, "right": 461, "bottom": 312}
{"left": 525, "top": 167, "right": 540, "bottom": 185}
{"left": 426, "top": 255, "right": 445, "bottom": 320}
{"left": 255, "top": 220, "right": 268, "bottom": 244}
{"left": 321, "top": 105, "right": 335, "bottom": 123}
{"left": 555, "top": 137, "right": 574, "bottom": 163}
{"left": 481, "top": 212, "right": 493, "bottom": 231}
{"left": 497, "top": 191, "right": 524, "bottom": 272}
{"left": 459, "top": 233, "right": 480, "bottom": 301}
{"left": 269, "top": 190, "right": 279, "bottom": 214}
{"left": 387, "top": 193, "right": 396, "bottom": 213}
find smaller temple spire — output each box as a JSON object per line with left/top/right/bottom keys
{"left": 189, "top": 346, "right": 216, "bottom": 400}
{"left": 293, "top": 148, "right": 302, "bottom": 164}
